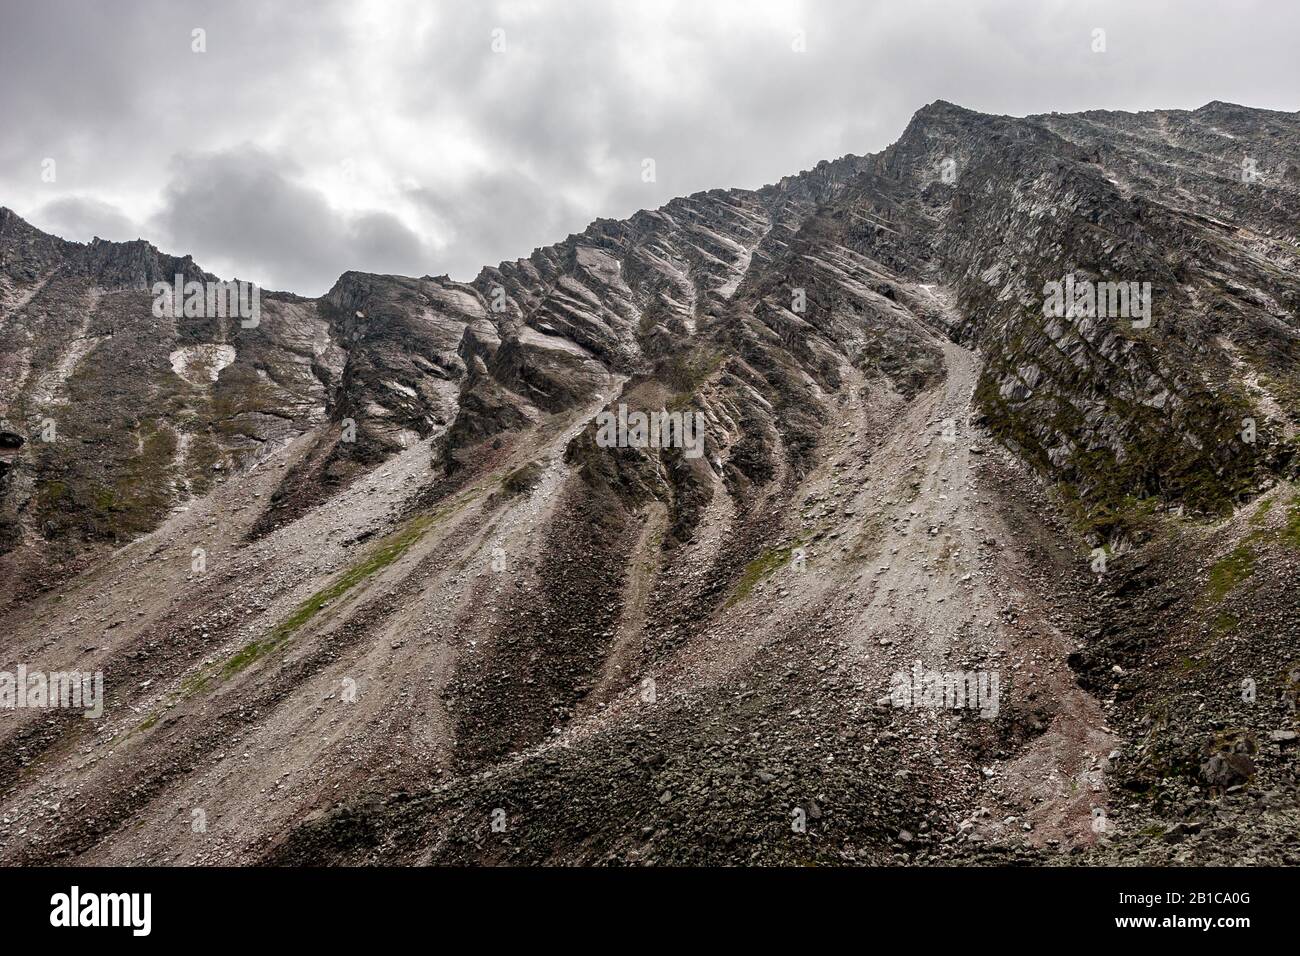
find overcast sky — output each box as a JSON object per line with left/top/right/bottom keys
{"left": 1, "top": 0, "right": 1296, "bottom": 295}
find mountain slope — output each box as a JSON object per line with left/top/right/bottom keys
{"left": 0, "top": 100, "right": 1297, "bottom": 865}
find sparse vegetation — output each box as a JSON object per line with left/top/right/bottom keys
{"left": 1206, "top": 543, "right": 1256, "bottom": 603}
{"left": 727, "top": 543, "right": 798, "bottom": 607}
{"left": 148, "top": 490, "right": 482, "bottom": 724}
{"left": 1282, "top": 494, "right": 1300, "bottom": 548}
{"left": 501, "top": 460, "right": 544, "bottom": 495}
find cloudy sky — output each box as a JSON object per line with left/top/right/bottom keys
{"left": 1, "top": 0, "right": 1296, "bottom": 295}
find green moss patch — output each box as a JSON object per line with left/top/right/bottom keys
{"left": 727, "top": 544, "right": 799, "bottom": 607}
{"left": 663, "top": 348, "right": 724, "bottom": 401}
{"left": 1249, "top": 498, "right": 1273, "bottom": 526}
{"left": 1282, "top": 496, "right": 1300, "bottom": 549}
{"left": 218, "top": 511, "right": 440, "bottom": 679}
{"left": 973, "top": 336, "right": 1266, "bottom": 542}
{"left": 1206, "top": 543, "right": 1256, "bottom": 603}
{"left": 133, "top": 488, "right": 485, "bottom": 735}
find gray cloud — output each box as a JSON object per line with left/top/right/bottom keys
{"left": 33, "top": 196, "right": 141, "bottom": 243}
{"left": 1, "top": 0, "right": 1297, "bottom": 295}
{"left": 407, "top": 171, "right": 585, "bottom": 279}
{"left": 150, "top": 148, "right": 432, "bottom": 293}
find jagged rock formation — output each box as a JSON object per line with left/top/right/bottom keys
{"left": 0, "top": 101, "right": 1297, "bottom": 866}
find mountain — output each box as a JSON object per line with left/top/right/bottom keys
{"left": 1, "top": 100, "right": 1298, "bottom": 865}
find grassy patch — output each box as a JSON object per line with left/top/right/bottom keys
{"left": 1206, "top": 543, "right": 1256, "bottom": 603}
{"left": 218, "top": 512, "right": 439, "bottom": 678}
{"left": 663, "top": 348, "right": 724, "bottom": 400}
{"left": 973, "top": 348, "right": 1263, "bottom": 542}
{"left": 33, "top": 418, "right": 177, "bottom": 542}
{"left": 1064, "top": 490, "right": 1160, "bottom": 544}
{"left": 726, "top": 544, "right": 797, "bottom": 607}
{"left": 1213, "top": 610, "right": 1240, "bottom": 635}
{"left": 134, "top": 490, "right": 484, "bottom": 735}
{"left": 1282, "top": 496, "right": 1300, "bottom": 549}
{"left": 1249, "top": 498, "right": 1273, "bottom": 526}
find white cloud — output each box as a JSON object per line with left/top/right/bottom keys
{"left": 1, "top": 0, "right": 1296, "bottom": 294}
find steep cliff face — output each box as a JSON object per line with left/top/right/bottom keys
{"left": 963, "top": 102, "right": 1299, "bottom": 533}
{"left": 0, "top": 101, "right": 1297, "bottom": 867}
{"left": 804, "top": 100, "right": 1300, "bottom": 537}
{"left": 10, "top": 101, "right": 1292, "bottom": 578}
{"left": 0, "top": 146, "right": 890, "bottom": 584}
{"left": 0, "top": 211, "right": 344, "bottom": 594}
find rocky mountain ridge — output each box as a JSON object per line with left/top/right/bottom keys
{"left": 0, "top": 100, "right": 1297, "bottom": 865}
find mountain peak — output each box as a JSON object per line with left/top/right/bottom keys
{"left": 909, "top": 98, "right": 980, "bottom": 122}
{"left": 1196, "top": 99, "right": 1249, "bottom": 112}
